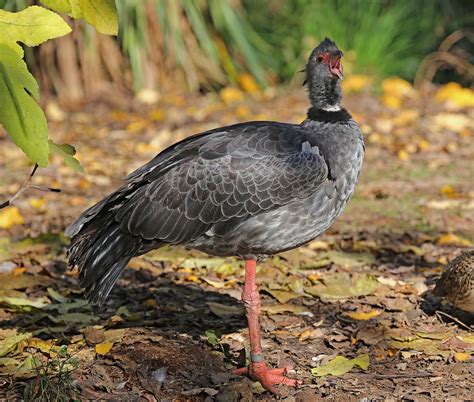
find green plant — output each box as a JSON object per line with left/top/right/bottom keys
{"left": 244, "top": 0, "right": 441, "bottom": 81}
{"left": 23, "top": 345, "right": 80, "bottom": 401}
{"left": 0, "top": 1, "right": 119, "bottom": 170}
{"left": 116, "top": 0, "right": 271, "bottom": 92}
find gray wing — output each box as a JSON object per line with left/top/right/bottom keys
{"left": 113, "top": 123, "right": 329, "bottom": 244}
{"left": 67, "top": 122, "right": 329, "bottom": 246}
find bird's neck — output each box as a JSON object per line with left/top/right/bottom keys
{"left": 308, "top": 78, "right": 342, "bottom": 111}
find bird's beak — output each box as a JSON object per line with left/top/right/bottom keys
{"left": 329, "top": 52, "right": 343, "bottom": 80}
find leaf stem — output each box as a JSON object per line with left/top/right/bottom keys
{"left": 0, "top": 164, "right": 61, "bottom": 210}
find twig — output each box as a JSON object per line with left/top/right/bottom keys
{"left": 357, "top": 372, "right": 438, "bottom": 379}
{"left": 0, "top": 164, "right": 61, "bottom": 210}
{"left": 435, "top": 310, "right": 473, "bottom": 332}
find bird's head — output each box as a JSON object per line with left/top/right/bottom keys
{"left": 307, "top": 37, "right": 344, "bottom": 81}
{"left": 305, "top": 38, "right": 344, "bottom": 110}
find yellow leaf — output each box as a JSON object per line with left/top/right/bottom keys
{"left": 0, "top": 207, "right": 24, "bottom": 229}
{"left": 308, "top": 240, "right": 329, "bottom": 250}
{"left": 435, "top": 83, "right": 474, "bottom": 108}
{"left": 393, "top": 110, "right": 419, "bottom": 126}
{"left": 126, "top": 119, "right": 149, "bottom": 133}
{"left": 220, "top": 87, "right": 244, "bottom": 105}
{"left": 454, "top": 352, "right": 471, "bottom": 362}
{"left": 148, "top": 109, "right": 164, "bottom": 121}
{"left": 298, "top": 329, "right": 313, "bottom": 342}
{"left": 341, "top": 74, "right": 373, "bottom": 93}
{"left": 381, "top": 77, "right": 413, "bottom": 98}
{"left": 29, "top": 197, "right": 46, "bottom": 209}
{"left": 238, "top": 73, "right": 259, "bottom": 94}
{"left": 95, "top": 341, "right": 113, "bottom": 355}
{"left": 184, "top": 275, "right": 201, "bottom": 283}
{"left": 397, "top": 149, "right": 409, "bottom": 161}
{"left": 437, "top": 234, "right": 473, "bottom": 247}
{"left": 235, "top": 105, "right": 250, "bottom": 119}
{"left": 418, "top": 139, "right": 430, "bottom": 151}
{"left": 381, "top": 94, "right": 402, "bottom": 109}
{"left": 344, "top": 310, "right": 382, "bottom": 321}
{"left": 440, "top": 185, "right": 461, "bottom": 199}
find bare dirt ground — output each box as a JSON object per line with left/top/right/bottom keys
{"left": 0, "top": 84, "right": 473, "bottom": 401}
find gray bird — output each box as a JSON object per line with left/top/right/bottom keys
{"left": 434, "top": 250, "right": 474, "bottom": 314}
{"left": 66, "top": 37, "right": 364, "bottom": 394}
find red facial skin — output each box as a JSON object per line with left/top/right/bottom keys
{"left": 317, "top": 52, "right": 343, "bottom": 80}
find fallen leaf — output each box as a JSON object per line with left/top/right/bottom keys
{"left": 264, "top": 289, "right": 304, "bottom": 304}
{"left": 398, "top": 149, "right": 410, "bottom": 160}
{"left": 207, "top": 302, "right": 243, "bottom": 317}
{"left": 261, "top": 303, "right": 313, "bottom": 316}
{"left": 311, "top": 354, "right": 369, "bottom": 377}
{"left": 341, "top": 74, "right": 372, "bottom": 93}
{"left": 0, "top": 207, "right": 24, "bottom": 229}
{"left": 437, "top": 233, "right": 473, "bottom": 247}
{"left": 84, "top": 327, "right": 106, "bottom": 345}
{"left": 344, "top": 309, "right": 382, "bottom": 321}
{"left": 0, "top": 332, "right": 31, "bottom": 357}
{"left": 95, "top": 341, "right": 113, "bottom": 355}
{"left": 238, "top": 73, "right": 259, "bottom": 94}
{"left": 29, "top": 197, "right": 46, "bottom": 209}
{"left": 454, "top": 352, "right": 471, "bottom": 362}
{"left": 0, "top": 293, "right": 48, "bottom": 309}
{"left": 381, "top": 77, "right": 413, "bottom": 98}
{"left": 305, "top": 273, "right": 380, "bottom": 300}
{"left": 435, "top": 83, "right": 474, "bottom": 108}
{"left": 220, "top": 87, "right": 244, "bottom": 104}
{"left": 0, "top": 273, "right": 53, "bottom": 290}
{"left": 317, "top": 251, "right": 375, "bottom": 268}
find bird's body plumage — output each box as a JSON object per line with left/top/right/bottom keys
{"left": 67, "top": 110, "right": 363, "bottom": 303}
{"left": 434, "top": 250, "right": 474, "bottom": 313}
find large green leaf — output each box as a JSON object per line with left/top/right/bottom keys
{"left": 0, "top": 6, "right": 71, "bottom": 56}
{"left": 0, "top": 44, "right": 49, "bottom": 166}
{"left": 41, "top": 0, "right": 118, "bottom": 35}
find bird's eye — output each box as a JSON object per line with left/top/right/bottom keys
{"left": 316, "top": 55, "right": 324, "bottom": 63}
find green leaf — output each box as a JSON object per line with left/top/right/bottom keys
{"left": 0, "top": 293, "right": 49, "bottom": 309}
{"left": 40, "top": 0, "right": 72, "bottom": 14}
{"left": 311, "top": 354, "right": 369, "bottom": 377}
{"left": 79, "top": 0, "right": 118, "bottom": 35}
{"left": 205, "top": 330, "right": 219, "bottom": 346}
{"left": 0, "top": 6, "right": 71, "bottom": 56}
{"left": 0, "top": 333, "right": 31, "bottom": 357}
{"left": 0, "top": 44, "right": 49, "bottom": 166}
{"left": 49, "top": 140, "right": 84, "bottom": 172}
{"left": 305, "top": 273, "right": 380, "bottom": 300}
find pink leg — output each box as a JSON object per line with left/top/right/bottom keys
{"left": 234, "top": 259, "right": 302, "bottom": 394}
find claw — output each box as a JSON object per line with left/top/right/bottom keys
{"left": 234, "top": 361, "right": 302, "bottom": 394}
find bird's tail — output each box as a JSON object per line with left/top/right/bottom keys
{"left": 67, "top": 219, "right": 139, "bottom": 305}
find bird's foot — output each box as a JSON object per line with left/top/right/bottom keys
{"left": 234, "top": 361, "right": 302, "bottom": 394}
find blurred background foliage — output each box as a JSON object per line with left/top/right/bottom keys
{"left": 1, "top": 0, "right": 472, "bottom": 101}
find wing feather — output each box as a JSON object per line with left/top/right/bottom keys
{"left": 108, "top": 123, "right": 330, "bottom": 244}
